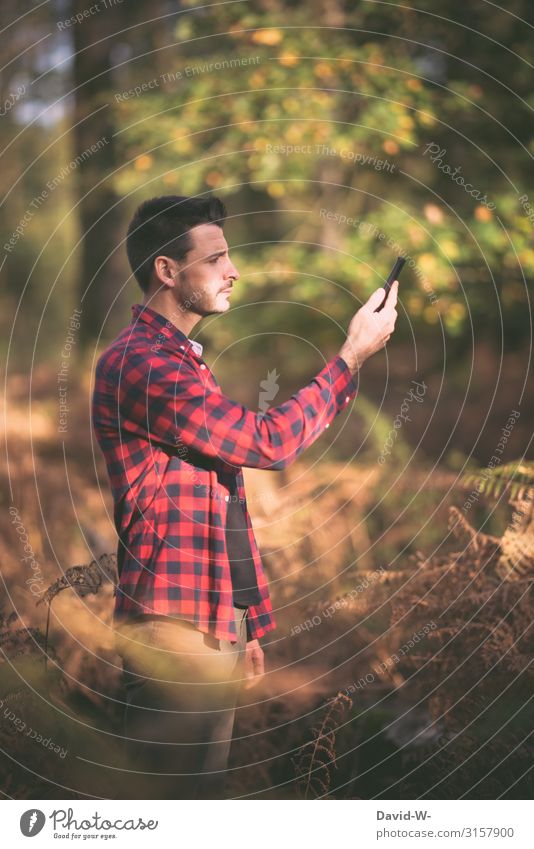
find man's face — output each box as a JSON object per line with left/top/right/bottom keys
{"left": 173, "top": 222, "right": 239, "bottom": 316}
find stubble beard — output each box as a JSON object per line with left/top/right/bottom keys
{"left": 175, "top": 269, "right": 226, "bottom": 317}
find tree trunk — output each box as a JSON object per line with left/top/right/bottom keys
{"left": 71, "top": 0, "right": 124, "bottom": 347}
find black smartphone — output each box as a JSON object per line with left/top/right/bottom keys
{"left": 375, "top": 256, "right": 405, "bottom": 311}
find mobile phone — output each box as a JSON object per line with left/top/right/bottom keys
{"left": 375, "top": 256, "right": 405, "bottom": 311}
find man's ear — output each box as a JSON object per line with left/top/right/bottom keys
{"left": 153, "top": 255, "right": 179, "bottom": 288}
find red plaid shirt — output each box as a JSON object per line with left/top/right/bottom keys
{"left": 92, "top": 303, "right": 358, "bottom": 642}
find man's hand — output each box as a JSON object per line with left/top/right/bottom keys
{"left": 243, "top": 638, "right": 264, "bottom": 689}
{"left": 339, "top": 279, "right": 399, "bottom": 374}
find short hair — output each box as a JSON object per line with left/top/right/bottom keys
{"left": 126, "top": 194, "right": 227, "bottom": 292}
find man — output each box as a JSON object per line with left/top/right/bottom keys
{"left": 92, "top": 194, "right": 398, "bottom": 800}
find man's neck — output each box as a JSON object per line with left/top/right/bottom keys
{"left": 142, "top": 290, "right": 201, "bottom": 339}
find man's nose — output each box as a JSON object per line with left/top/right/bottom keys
{"left": 227, "top": 261, "right": 239, "bottom": 281}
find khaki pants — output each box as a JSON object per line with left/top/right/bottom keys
{"left": 113, "top": 607, "right": 248, "bottom": 799}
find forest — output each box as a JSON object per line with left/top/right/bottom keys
{"left": 0, "top": 0, "right": 533, "bottom": 800}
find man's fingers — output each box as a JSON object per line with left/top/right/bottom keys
{"left": 385, "top": 279, "right": 399, "bottom": 308}
{"left": 243, "top": 668, "right": 264, "bottom": 690}
{"left": 243, "top": 645, "right": 265, "bottom": 689}
{"left": 251, "top": 648, "right": 264, "bottom": 676}
{"left": 366, "top": 279, "right": 399, "bottom": 313}
{"left": 365, "top": 286, "right": 386, "bottom": 311}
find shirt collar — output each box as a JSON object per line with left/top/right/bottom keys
{"left": 131, "top": 303, "right": 204, "bottom": 357}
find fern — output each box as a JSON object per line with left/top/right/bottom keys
{"left": 36, "top": 553, "right": 117, "bottom": 607}
{"left": 460, "top": 460, "right": 534, "bottom": 502}
{"left": 458, "top": 459, "right": 534, "bottom": 581}
{"left": 292, "top": 691, "right": 352, "bottom": 799}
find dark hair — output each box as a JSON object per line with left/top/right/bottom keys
{"left": 126, "top": 194, "right": 227, "bottom": 292}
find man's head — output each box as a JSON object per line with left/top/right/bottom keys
{"left": 126, "top": 194, "right": 239, "bottom": 316}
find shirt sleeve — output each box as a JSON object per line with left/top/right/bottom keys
{"left": 113, "top": 349, "right": 358, "bottom": 471}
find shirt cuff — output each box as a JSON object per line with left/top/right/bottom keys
{"left": 318, "top": 353, "right": 358, "bottom": 413}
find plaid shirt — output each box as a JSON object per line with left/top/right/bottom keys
{"left": 92, "top": 303, "right": 358, "bottom": 642}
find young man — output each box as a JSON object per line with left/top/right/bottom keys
{"left": 92, "top": 194, "right": 398, "bottom": 799}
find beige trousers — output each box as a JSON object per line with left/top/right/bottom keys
{"left": 113, "top": 607, "right": 248, "bottom": 799}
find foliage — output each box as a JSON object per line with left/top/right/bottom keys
{"left": 461, "top": 460, "right": 534, "bottom": 502}
{"left": 111, "top": 0, "right": 534, "bottom": 352}
{"left": 292, "top": 691, "right": 353, "bottom": 799}
{"left": 35, "top": 553, "right": 117, "bottom": 608}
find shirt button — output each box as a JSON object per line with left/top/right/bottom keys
{"left": 225, "top": 494, "right": 230, "bottom": 501}
{"left": 325, "top": 423, "right": 330, "bottom": 428}
{"left": 180, "top": 345, "right": 185, "bottom": 350}
{"left": 200, "top": 364, "right": 206, "bottom": 370}
{"left": 345, "top": 396, "right": 350, "bottom": 403}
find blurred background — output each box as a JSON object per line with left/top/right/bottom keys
{"left": 0, "top": 0, "right": 533, "bottom": 800}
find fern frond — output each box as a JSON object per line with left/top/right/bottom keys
{"left": 36, "top": 553, "right": 117, "bottom": 607}
{"left": 293, "top": 691, "right": 352, "bottom": 799}
{"left": 460, "top": 461, "right": 534, "bottom": 502}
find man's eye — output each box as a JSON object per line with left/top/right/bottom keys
{"left": 208, "top": 256, "right": 220, "bottom": 264}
